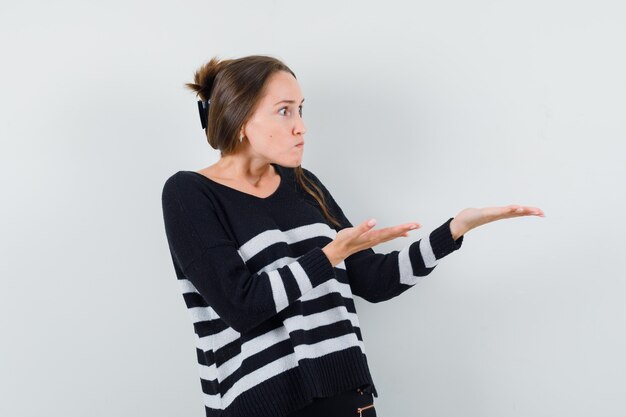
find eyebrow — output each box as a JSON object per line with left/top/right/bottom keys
{"left": 274, "top": 98, "right": 305, "bottom": 106}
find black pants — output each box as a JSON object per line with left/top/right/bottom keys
{"left": 286, "top": 384, "right": 377, "bottom": 417}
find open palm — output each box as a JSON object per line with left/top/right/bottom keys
{"left": 455, "top": 204, "right": 545, "bottom": 235}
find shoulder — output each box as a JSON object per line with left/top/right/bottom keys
{"left": 299, "top": 166, "right": 323, "bottom": 185}
{"left": 161, "top": 171, "right": 218, "bottom": 210}
{"left": 163, "top": 170, "right": 215, "bottom": 190}
{"left": 299, "top": 167, "right": 334, "bottom": 197}
{"left": 162, "top": 171, "right": 194, "bottom": 196}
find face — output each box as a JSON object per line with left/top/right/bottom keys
{"left": 241, "top": 71, "right": 307, "bottom": 167}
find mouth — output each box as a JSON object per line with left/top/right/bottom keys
{"left": 295, "top": 142, "right": 304, "bottom": 147}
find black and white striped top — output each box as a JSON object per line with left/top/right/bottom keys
{"left": 160, "top": 163, "right": 464, "bottom": 417}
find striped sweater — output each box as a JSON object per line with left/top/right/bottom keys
{"left": 160, "top": 163, "right": 464, "bottom": 417}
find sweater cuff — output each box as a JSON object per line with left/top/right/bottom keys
{"left": 429, "top": 217, "right": 464, "bottom": 260}
{"left": 299, "top": 246, "right": 336, "bottom": 287}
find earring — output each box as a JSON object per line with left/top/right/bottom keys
{"left": 240, "top": 133, "right": 245, "bottom": 142}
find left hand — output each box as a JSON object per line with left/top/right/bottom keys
{"left": 450, "top": 205, "right": 545, "bottom": 240}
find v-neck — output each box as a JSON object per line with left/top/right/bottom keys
{"left": 186, "top": 163, "right": 284, "bottom": 201}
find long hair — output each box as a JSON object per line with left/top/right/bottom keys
{"left": 184, "top": 55, "right": 342, "bottom": 228}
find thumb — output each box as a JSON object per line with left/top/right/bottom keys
{"left": 364, "top": 218, "right": 377, "bottom": 228}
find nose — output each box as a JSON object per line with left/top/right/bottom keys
{"left": 294, "top": 115, "right": 306, "bottom": 136}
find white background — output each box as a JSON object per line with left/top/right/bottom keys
{"left": 1, "top": 1, "right": 625, "bottom": 416}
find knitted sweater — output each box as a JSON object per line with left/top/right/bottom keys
{"left": 160, "top": 163, "right": 464, "bottom": 417}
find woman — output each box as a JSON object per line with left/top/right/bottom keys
{"left": 161, "top": 55, "right": 544, "bottom": 417}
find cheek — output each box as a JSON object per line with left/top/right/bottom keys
{"left": 256, "top": 120, "right": 280, "bottom": 137}
{"left": 248, "top": 118, "right": 288, "bottom": 143}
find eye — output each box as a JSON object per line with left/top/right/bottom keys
{"left": 279, "top": 105, "right": 304, "bottom": 117}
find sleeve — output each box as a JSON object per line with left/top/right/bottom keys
{"left": 302, "top": 168, "right": 464, "bottom": 303}
{"left": 161, "top": 173, "right": 336, "bottom": 334}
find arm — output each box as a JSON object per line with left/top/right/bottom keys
{"left": 339, "top": 218, "right": 463, "bottom": 302}
{"left": 302, "top": 168, "right": 464, "bottom": 303}
{"left": 161, "top": 173, "right": 336, "bottom": 334}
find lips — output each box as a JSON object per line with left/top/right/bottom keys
{"left": 295, "top": 142, "right": 304, "bottom": 147}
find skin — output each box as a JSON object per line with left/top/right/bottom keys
{"left": 198, "top": 70, "right": 545, "bottom": 263}
{"left": 197, "top": 70, "right": 305, "bottom": 196}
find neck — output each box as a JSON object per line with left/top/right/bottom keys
{"left": 216, "top": 155, "right": 274, "bottom": 187}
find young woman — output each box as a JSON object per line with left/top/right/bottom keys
{"left": 161, "top": 55, "right": 545, "bottom": 417}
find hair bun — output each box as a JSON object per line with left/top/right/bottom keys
{"left": 184, "top": 56, "right": 226, "bottom": 101}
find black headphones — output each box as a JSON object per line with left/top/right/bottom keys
{"left": 197, "top": 99, "right": 210, "bottom": 130}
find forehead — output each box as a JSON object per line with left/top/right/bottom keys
{"left": 261, "top": 71, "right": 302, "bottom": 103}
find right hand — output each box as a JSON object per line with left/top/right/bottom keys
{"left": 323, "top": 218, "right": 421, "bottom": 266}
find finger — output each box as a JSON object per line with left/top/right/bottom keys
{"left": 524, "top": 206, "right": 545, "bottom": 216}
{"left": 509, "top": 206, "right": 546, "bottom": 217}
{"left": 353, "top": 219, "right": 378, "bottom": 240}
{"left": 372, "top": 223, "right": 420, "bottom": 242}
{"left": 363, "top": 221, "right": 418, "bottom": 234}
{"left": 360, "top": 218, "right": 377, "bottom": 230}
{"left": 389, "top": 222, "right": 421, "bottom": 231}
